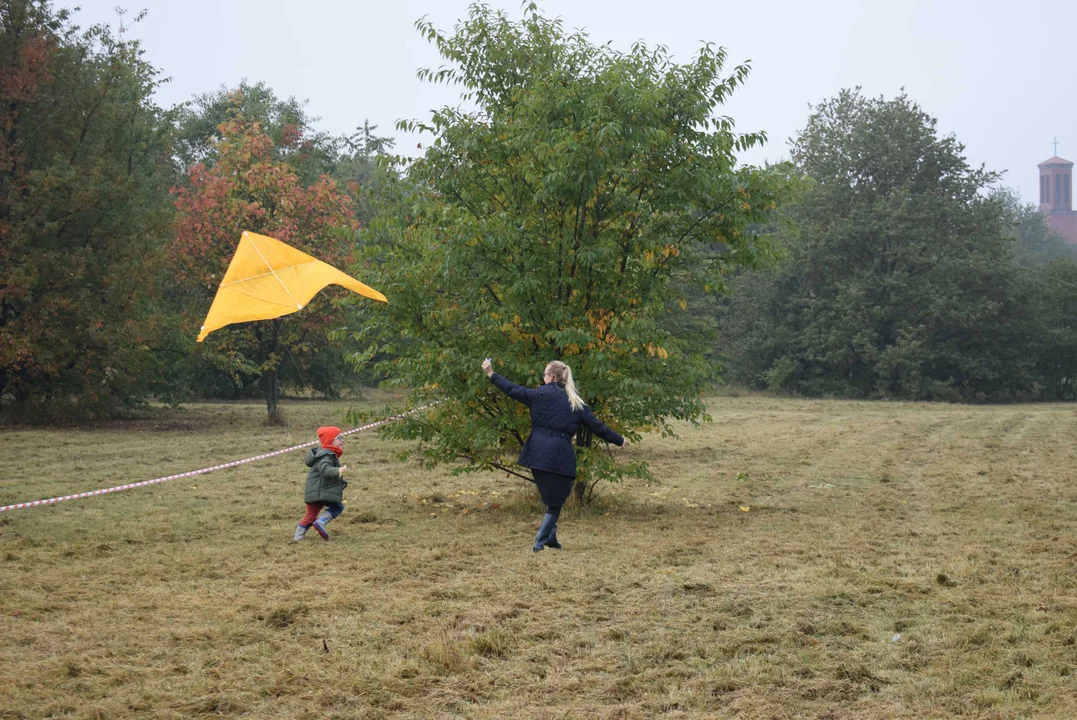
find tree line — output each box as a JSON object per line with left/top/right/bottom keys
{"left": 0, "top": 1, "right": 394, "bottom": 422}
{"left": 718, "top": 91, "right": 1077, "bottom": 401}
{"left": 2, "top": 0, "right": 1074, "bottom": 439}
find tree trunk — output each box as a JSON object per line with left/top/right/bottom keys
{"left": 264, "top": 368, "right": 282, "bottom": 425}
{"left": 573, "top": 425, "right": 594, "bottom": 504}
{"left": 263, "top": 320, "right": 284, "bottom": 425}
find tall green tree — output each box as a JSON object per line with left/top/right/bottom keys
{"left": 721, "top": 90, "right": 1036, "bottom": 400}
{"left": 993, "top": 187, "right": 1077, "bottom": 267}
{"left": 0, "top": 2, "right": 175, "bottom": 420}
{"left": 346, "top": 3, "right": 789, "bottom": 499}
{"left": 1024, "top": 259, "right": 1077, "bottom": 399}
{"left": 334, "top": 120, "right": 396, "bottom": 227}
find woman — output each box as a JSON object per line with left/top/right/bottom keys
{"left": 482, "top": 358, "right": 625, "bottom": 552}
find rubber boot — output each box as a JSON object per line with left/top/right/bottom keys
{"left": 315, "top": 506, "right": 340, "bottom": 540}
{"left": 545, "top": 530, "right": 562, "bottom": 550}
{"left": 293, "top": 524, "right": 309, "bottom": 542}
{"left": 533, "top": 513, "right": 557, "bottom": 552}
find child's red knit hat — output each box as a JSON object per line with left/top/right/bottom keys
{"left": 317, "top": 426, "right": 342, "bottom": 448}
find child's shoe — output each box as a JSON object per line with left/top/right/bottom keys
{"left": 293, "top": 524, "right": 309, "bottom": 542}
{"left": 313, "top": 518, "right": 330, "bottom": 540}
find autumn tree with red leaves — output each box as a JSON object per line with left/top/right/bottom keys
{"left": 172, "top": 106, "right": 360, "bottom": 424}
{"left": 0, "top": 1, "right": 176, "bottom": 420}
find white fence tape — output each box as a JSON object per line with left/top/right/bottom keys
{"left": 0, "top": 403, "right": 437, "bottom": 513}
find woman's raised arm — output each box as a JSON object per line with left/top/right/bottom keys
{"left": 483, "top": 358, "right": 539, "bottom": 406}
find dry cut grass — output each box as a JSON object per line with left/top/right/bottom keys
{"left": 1, "top": 392, "right": 1076, "bottom": 719}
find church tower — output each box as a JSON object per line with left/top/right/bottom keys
{"left": 1038, "top": 143, "right": 1077, "bottom": 244}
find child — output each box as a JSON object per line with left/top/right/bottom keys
{"left": 293, "top": 426, "right": 348, "bottom": 542}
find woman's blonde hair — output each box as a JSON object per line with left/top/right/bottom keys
{"left": 546, "top": 360, "right": 585, "bottom": 411}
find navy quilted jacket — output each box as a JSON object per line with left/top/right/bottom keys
{"left": 489, "top": 372, "right": 624, "bottom": 477}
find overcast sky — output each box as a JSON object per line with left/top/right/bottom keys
{"left": 71, "top": 0, "right": 1076, "bottom": 205}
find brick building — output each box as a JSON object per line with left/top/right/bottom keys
{"left": 1038, "top": 155, "right": 1077, "bottom": 244}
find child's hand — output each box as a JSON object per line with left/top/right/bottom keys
{"left": 339, "top": 465, "right": 348, "bottom": 475}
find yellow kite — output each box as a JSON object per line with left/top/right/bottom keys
{"left": 197, "top": 231, "right": 387, "bottom": 342}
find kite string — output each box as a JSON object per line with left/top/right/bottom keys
{"left": 246, "top": 231, "right": 303, "bottom": 310}
{"left": 0, "top": 402, "right": 440, "bottom": 513}
{"left": 284, "top": 343, "right": 309, "bottom": 388}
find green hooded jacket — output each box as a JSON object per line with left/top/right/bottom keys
{"left": 303, "top": 448, "right": 345, "bottom": 504}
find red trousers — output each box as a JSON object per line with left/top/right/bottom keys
{"left": 299, "top": 503, "right": 325, "bottom": 527}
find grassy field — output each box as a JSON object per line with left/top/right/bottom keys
{"left": 1, "top": 392, "right": 1076, "bottom": 719}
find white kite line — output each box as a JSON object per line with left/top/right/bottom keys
{"left": 0, "top": 403, "right": 439, "bottom": 513}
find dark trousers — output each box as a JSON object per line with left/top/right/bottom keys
{"left": 531, "top": 469, "right": 573, "bottom": 511}
{"left": 532, "top": 469, "right": 572, "bottom": 548}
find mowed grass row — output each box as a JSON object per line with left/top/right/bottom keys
{"left": 1, "top": 393, "right": 1076, "bottom": 719}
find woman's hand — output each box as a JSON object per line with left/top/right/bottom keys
{"left": 482, "top": 358, "right": 494, "bottom": 377}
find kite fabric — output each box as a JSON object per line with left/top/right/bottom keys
{"left": 197, "top": 231, "right": 387, "bottom": 342}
